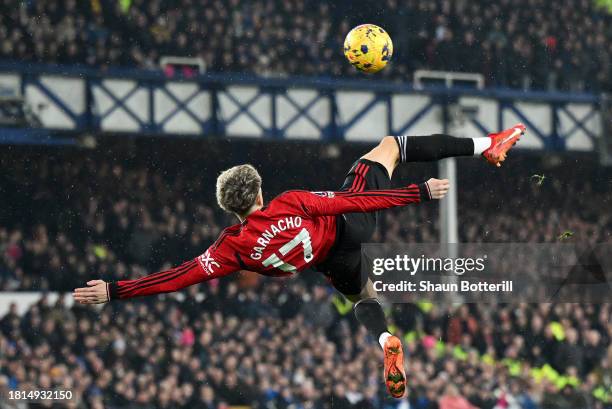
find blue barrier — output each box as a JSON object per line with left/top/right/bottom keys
{"left": 0, "top": 62, "right": 603, "bottom": 151}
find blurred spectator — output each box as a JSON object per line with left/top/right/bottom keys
{"left": 438, "top": 384, "right": 478, "bottom": 409}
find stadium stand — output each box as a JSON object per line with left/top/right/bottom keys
{"left": 1, "top": 141, "right": 610, "bottom": 291}
{"left": 1, "top": 286, "right": 610, "bottom": 408}
{"left": 0, "top": 0, "right": 610, "bottom": 91}
{"left": 0, "top": 139, "right": 610, "bottom": 408}
{"left": 0, "top": 1, "right": 610, "bottom": 405}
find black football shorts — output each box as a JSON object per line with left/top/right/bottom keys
{"left": 318, "top": 158, "right": 392, "bottom": 296}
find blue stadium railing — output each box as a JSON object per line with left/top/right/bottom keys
{"left": 0, "top": 62, "right": 603, "bottom": 151}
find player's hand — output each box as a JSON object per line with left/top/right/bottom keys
{"left": 426, "top": 178, "right": 450, "bottom": 199}
{"left": 73, "top": 280, "right": 110, "bottom": 304}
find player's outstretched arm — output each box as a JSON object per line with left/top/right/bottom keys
{"left": 295, "top": 178, "right": 449, "bottom": 217}
{"left": 73, "top": 252, "right": 237, "bottom": 304}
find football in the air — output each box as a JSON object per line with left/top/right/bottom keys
{"left": 343, "top": 24, "right": 393, "bottom": 73}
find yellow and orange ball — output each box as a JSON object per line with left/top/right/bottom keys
{"left": 343, "top": 24, "right": 393, "bottom": 73}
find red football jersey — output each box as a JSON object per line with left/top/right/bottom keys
{"left": 109, "top": 185, "right": 427, "bottom": 299}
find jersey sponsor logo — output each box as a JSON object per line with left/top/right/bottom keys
{"left": 250, "top": 216, "right": 303, "bottom": 260}
{"left": 311, "top": 191, "right": 335, "bottom": 198}
{"left": 198, "top": 250, "right": 220, "bottom": 275}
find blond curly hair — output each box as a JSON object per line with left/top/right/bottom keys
{"left": 215, "top": 164, "right": 262, "bottom": 216}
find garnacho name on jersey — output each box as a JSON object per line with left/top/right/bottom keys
{"left": 250, "top": 216, "right": 303, "bottom": 260}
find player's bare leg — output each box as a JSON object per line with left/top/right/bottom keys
{"left": 360, "top": 123, "right": 526, "bottom": 178}
{"left": 360, "top": 135, "right": 401, "bottom": 178}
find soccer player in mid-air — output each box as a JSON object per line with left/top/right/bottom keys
{"left": 74, "top": 124, "right": 525, "bottom": 398}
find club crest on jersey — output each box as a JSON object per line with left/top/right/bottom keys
{"left": 311, "top": 191, "right": 335, "bottom": 198}
{"left": 198, "top": 250, "right": 220, "bottom": 275}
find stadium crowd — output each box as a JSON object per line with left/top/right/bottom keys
{"left": 0, "top": 141, "right": 611, "bottom": 408}
{"left": 0, "top": 140, "right": 411, "bottom": 292}
{"left": 1, "top": 141, "right": 610, "bottom": 292}
{"left": 0, "top": 0, "right": 610, "bottom": 91}
{"left": 0, "top": 281, "right": 611, "bottom": 408}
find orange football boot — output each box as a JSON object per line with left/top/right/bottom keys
{"left": 483, "top": 123, "right": 526, "bottom": 167}
{"left": 383, "top": 335, "right": 407, "bottom": 398}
